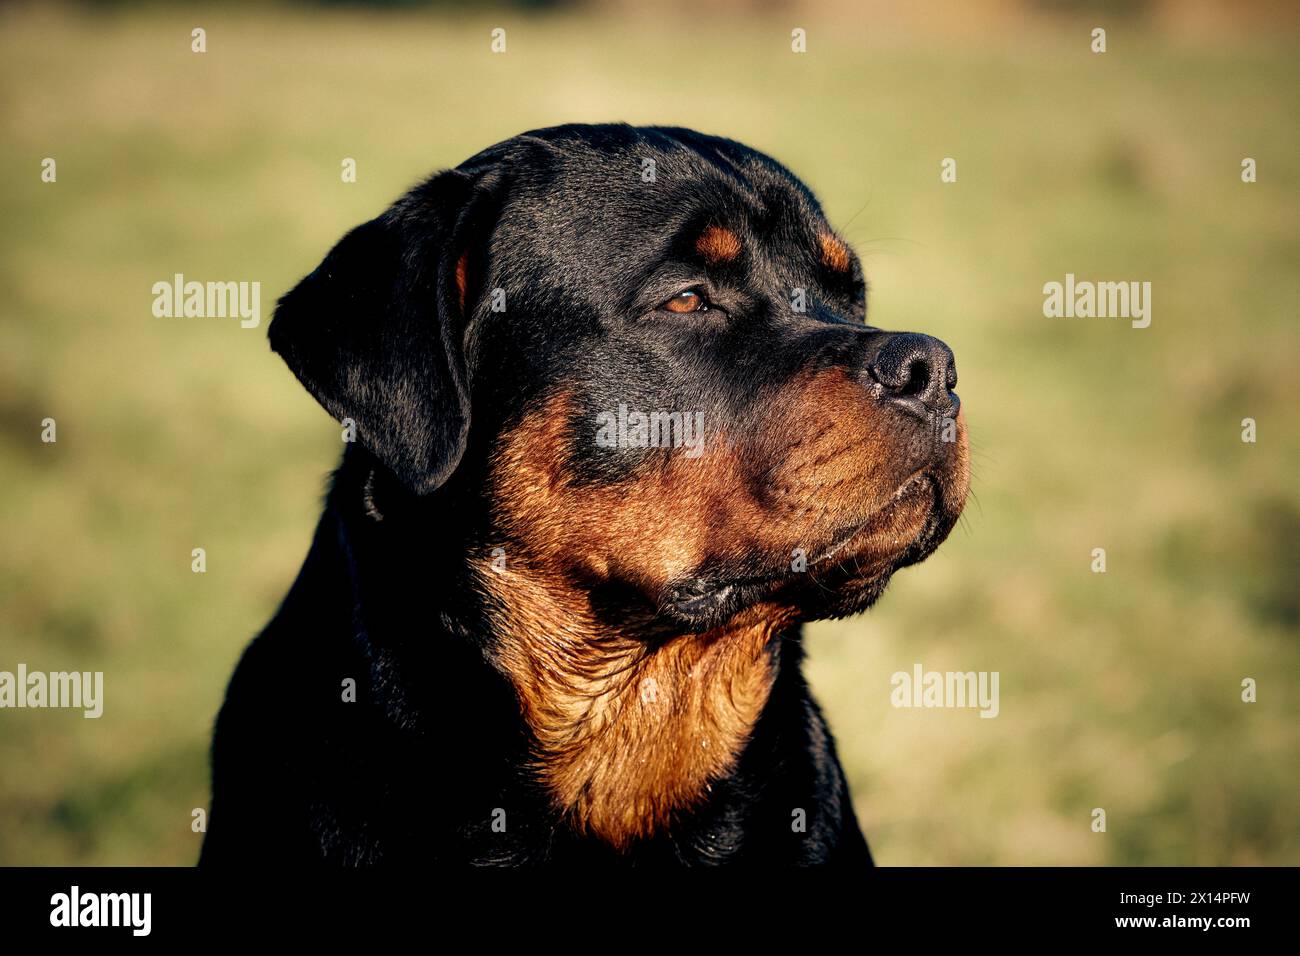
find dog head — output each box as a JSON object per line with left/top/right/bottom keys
{"left": 271, "top": 123, "right": 972, "bottom": 845}
{"left": 271, "top": 123, "right": 969, "bottom": 633}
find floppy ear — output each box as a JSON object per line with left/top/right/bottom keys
{"left": 269, "top": 169, "right": 498, "bottom": 495}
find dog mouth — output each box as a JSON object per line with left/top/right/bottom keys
{"left": 659, "top": 472, "right": 947, "bottom": 631}
{"left": 808, "top": 471, "right": 938, "bottom": 572}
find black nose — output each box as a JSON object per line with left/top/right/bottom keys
{"left": 867, "top": 332, "right": 959, "bottom": 419}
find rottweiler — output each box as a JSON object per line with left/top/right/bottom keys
{"left": 199, "top": 124, "right": 969, "bottom": 866}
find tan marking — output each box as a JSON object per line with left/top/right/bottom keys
{"left": 486, "top": 377, "right": 903, "bottom": 599}
{"left": 695, "top": 226, "right": 742, "bottom": 264}
{"left": 945, "top": 405, "right": 972, "bottom": 511}
{"left": 454, "top": 250, "right": 469, "bottom": 312}
{"left": 819, "top": 232, "right": 852, "bottom": 272}
{"left": 478, "top": 565, "right": 787, "bottom": 850}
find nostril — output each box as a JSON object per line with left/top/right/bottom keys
{"left": 897, "top": 355, "right": 933, "bottom": 398}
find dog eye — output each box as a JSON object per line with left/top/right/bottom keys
{"left": 662, "top": 290, "right": 709, "bottom": 314}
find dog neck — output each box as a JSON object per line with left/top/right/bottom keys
{"left": 472, "top": 552, "right": 792, "bottom": 850}
{"left": 334, "top": 455, "right": 793, "bottom": 851}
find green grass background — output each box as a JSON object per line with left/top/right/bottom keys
{"left": 1, "top": 2, "right": 1297, "bottom": 865}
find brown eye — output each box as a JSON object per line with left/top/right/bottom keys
{"left": 663, "top": 290, "right": 707, "bottom": 314}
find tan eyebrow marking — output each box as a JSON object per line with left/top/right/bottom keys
{"left": 819, "top": 232, "right": 852, "bottom": 273}
{"left": 695, "top": 226, "right": 742, "bottom": 264}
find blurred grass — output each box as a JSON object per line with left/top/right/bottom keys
{"left": 1, "top": 2, "right": 1297, "bottom": 865}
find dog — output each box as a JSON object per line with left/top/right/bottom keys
{"left": 199, "top": 124, "right": 969, "bottom": 866}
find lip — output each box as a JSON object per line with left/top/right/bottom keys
{"left": 810, "top": 472, "right": 937, "bottom": 569}
{"left": 660, "top": 473, "right": 945, "bottom": 629}
{"left": 731, "top": 474, "right": 939, "bottom": 621}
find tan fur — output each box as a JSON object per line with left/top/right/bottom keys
{"left": 819, "top": 232, "right": 852, "bottom": 272}
{"left": 695, "top": 226, "right": 742, "bottom": 264}
{"left": 477, "top": 563, "right": 788, "bottom": 849}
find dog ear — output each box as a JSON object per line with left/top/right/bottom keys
{"left": 269, "top": 169, "right": 500, "bottom": 495}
